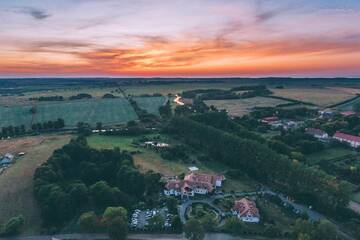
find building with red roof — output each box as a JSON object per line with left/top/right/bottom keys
{"left": 306, "top": 128, "right": 329, "bottom": 139}
{"left": 164, "top": 172, "right": 225, "bottom": 197}
{"left": 333, "top": 131, "right": 360, "bottom": 148}
{"left": 232, "top": 198, "right": 260, "bottom": 223}
{"left": 340, "top": 111, "right": 356, "bottom": 117}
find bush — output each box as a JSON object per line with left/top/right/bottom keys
{"left": 78, "top": 211, "right": 97, "bottom": 232}
{"left": 1, "top": 215, "right": 25, "bottom": 236}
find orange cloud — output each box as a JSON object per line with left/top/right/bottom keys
{"left": 1, "top": 35, "right": 360, "bottom": 76}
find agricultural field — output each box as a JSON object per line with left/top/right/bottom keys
{"left": 0, "top": 98, "right": 138, "bottom": 128}
{"left": 87, "top": 134, "right": 255, "bottom": 192}
{"left": 0, "top": 86, "right": 123, "bottom": 106}
{"left": 133, "top": 96, "right": 167, "bottom": 115}
{"left": 205, "top": 97, "right": 291, "bottom": 117}
{"left": 270, "top": 87, "right": 355, "bottom": 107}
{"left": 0, "top": 134, "right": 72, "bottom": 235}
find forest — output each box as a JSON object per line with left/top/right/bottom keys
{"left": 33, "top": 137, "right": 162, "bottom": 230}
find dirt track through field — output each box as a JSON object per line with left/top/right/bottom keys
{"left": 0, "top": 134, "right": 72, "bottom": 234}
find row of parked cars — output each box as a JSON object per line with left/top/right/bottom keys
{"left": 164, "top": 213, "right": 173, "bottom": 228}
{"left": 130, "top": 208, "right": 173, "bottom": 229}
{"left": 130, "top": 209, "right": 141, "bottom": 227}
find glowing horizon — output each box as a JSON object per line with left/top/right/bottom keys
{"left": 1, "top": 0, "right": 360, "bottom": 77}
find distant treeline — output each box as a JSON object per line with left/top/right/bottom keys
{"left": 265, "top": 95, "right": 316, "bottom": 106}
{"left": 1, "top": 118, "right": 65, "bottom": 138}
{"left": 29, "top": 96, "right": 64, "bottom": 101}
{"left": 69, "top": 93, "right": 92, "bottom": 100}
{"left": 181, "top": 86, "right": 272, "bottom": 101}
{"left": 230, "top": 85, "right": 267, "bottom": 91}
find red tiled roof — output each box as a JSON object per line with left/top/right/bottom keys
{"left": 166, "top": 172, "right": 225, "bottom": 193}
{"left": 340, "top": 111, "right": 355, "bottom": 117}
{"left": 165, "top": 180, "right": 182, "bottom": 190}
{"left": 233, "top": 198, "right": 260, "bottom": 218}
{"left": 262, "top": 116, "right": 278, "bottom": 122}
{"left": 334, "top": 131, "right": 360, "bottom": 143}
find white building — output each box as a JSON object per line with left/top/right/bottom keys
{"left": 333, "top": 131, "right": 360, "bottom": 148}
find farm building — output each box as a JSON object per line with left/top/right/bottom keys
{"left": 164, "top": 172, "right": 225, "bottom": 197}
{"left": 306, "top": 128, "right": 329, "bottom": 140}
{"left": 340, "top": 111, "right": 356, "bottom": 117}
{"left": 333, "top": 131, "right": 360, "bottom": 148}
{"left": 261, "top": 116, "right": 279, "bottom": 124}
{"left": 232, "top": 198, "right": 260, "bottom": 223}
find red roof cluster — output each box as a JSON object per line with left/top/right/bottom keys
{"left": 233, "top": 198, "right": 260, "bottom": 218}
{"left": 333, "top": 131, "right": 360, "bottom": 143}
{"left": 165, "top": 172, "right": 225, "bottom": 194}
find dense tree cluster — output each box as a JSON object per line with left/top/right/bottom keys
{"left": 102, "top": 93, "right": 117, "bottom": 98}
{"left": 29, "top": 96, "right": 64, "bottom": 101}
{"left": 1, "top": 125, "right": 26, "bottom": 137}
{"left": 250, "top": 107, "right": 317, "bottom": 120}
{"left": 33, "top": 137, "right": 162, "bottom": 229}
{"left": 167, "top": 117, "right": 351, "bottom": 213}
{"left": 230, "top": 85, "right": 267, "bottom": 91}
{"left": 69, "top": 93, "right": 92, "bottom": 100}
{"left": 181, "top": 86, "right": 272, "bottom": 101}
{"left": 31, "top": 118, "right": 65, "bottom": 131}
{"left": 159, "top": 100, "right": 172, "bottom": 118}
{"left": 1, "top": 119, "right": 65, "bottom": 138}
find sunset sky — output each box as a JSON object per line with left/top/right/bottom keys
{"left": 1, "top": 0, "right": 360, "bottom": 77}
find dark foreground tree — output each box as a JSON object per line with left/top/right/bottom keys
{"left": 184, "top": 218, "right": 204, "bottom": 240}
{"left": 107, "top": 217, "right": 128, "bottom": 240}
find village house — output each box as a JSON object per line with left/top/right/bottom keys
{"left": 232, "top": 198, "right": 260, "bottom": 223}
{"left": 340, "top": 111, "right": 356, "bottom": 117}
{"left": 144, "top": 141, "right": 170, "bottom": 149}
{"left": 333, "top": 131, "right": 360, "bottom": 148}
{"left": 261, "top": 116, "right": 279, "bottom": 124}
{"left": 306, "top": 128, "right": 329, "bottom": 140}
{"left": 318, "top": 109, "right": 335, "bottom": 119}
{"left": 164, "top": 172, "right": 225, "bottom": 197}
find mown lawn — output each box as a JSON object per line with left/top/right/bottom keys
{"left": 305, "top": 147, "right": 356, "bottom": 165}
{"left": 87, "top": 134, "right": 140, "bottom": 151}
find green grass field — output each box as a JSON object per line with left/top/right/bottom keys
{"left": 0, "top": 98, "right": 138, "bottom": 128}
{"left": 305, "top": 147, "right": 356, "bottom": 165}
{"left": 133, "top": 96, "right": 167, "bottom": 115}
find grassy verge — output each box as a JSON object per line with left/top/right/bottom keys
{"left": 305, "top": 147, "right": 356, "bottom": 165}
{"left": 0, "top": 134, "right": 72, "bottom": 235}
